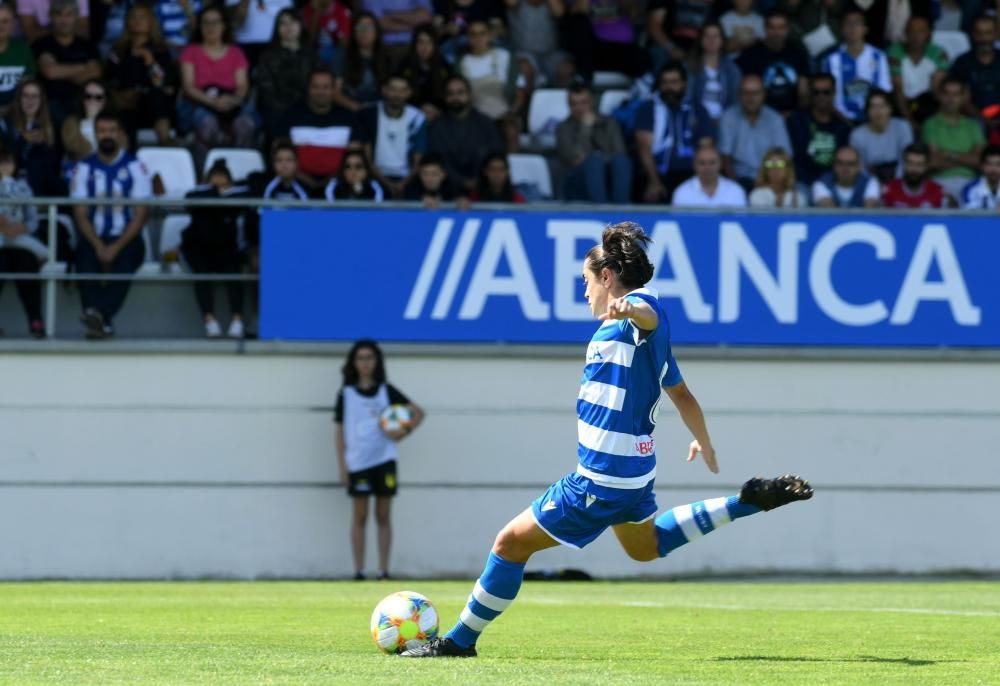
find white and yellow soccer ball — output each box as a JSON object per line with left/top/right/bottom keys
{"left": 370, "top": 591, "right": 439, "bottom": 654}
{"left": 378, "top": 404, "right": 413, "bottom": 434}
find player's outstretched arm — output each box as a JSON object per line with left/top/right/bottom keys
{"left": 664, "top": 381, "right": 719, "bottom": 474}
{"left": 597, "top": 297, "right": 659, "bottom": 331}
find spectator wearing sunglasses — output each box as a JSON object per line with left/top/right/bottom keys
{"left": 61, "top": 78, "right": 112, "bottom": 164}
{"left": 786, "top": 73, "right": 852, "bottom": 186}
{"left": 325, "top": 148, "right": 385, "bottom": 201}
{"left": 749, "top": 147, "right": 806, "bottom": 207}
{"left": 811, "top": 144, "right": 880, "bottom": 208}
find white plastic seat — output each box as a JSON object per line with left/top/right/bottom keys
{"left": 159, "top": 213, "right": 191, "bottom": 261}
{"left": 203, "top": 148, "right": 266, "bottom": 182}
{"left": 592, "top": 71, "right": 632, "bottom": 88}
{"left": 136, "top": 147, "right": 197, "bottom": 198}
{"left": 508, "top": 153, "right": 553, "bottom": 199}
{"left": 598, "top": 89, "right": 629, "bottom": 116}
{"left": 136, "top": 128, "right": 158, "bottom": 147}
{"left": 932, "top": 30, "right": 970, "bottom": 63}
{"left": 526, "top": 88, "right": 570, "bottom": 149}
{"left": 135, "top": 128, "right": 178, "bottom": 147}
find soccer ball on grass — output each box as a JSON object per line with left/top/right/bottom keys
{"left": 370, "top": 591, "right": 439, "bottom": 654}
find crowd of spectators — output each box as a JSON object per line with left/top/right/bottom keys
{"left": 1, "top": 0, "right": 1000, "bottom": 340}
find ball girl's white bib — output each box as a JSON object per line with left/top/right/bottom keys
{"left": 343, "top": 384, "right": 399, "bottom": 472}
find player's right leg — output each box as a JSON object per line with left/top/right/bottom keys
{"left": 399, "top": 508, "right": 559, "bottom": 657}
{"left": 616, "top": 474, "right": 813, "bottom": 561}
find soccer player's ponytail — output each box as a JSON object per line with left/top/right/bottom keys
{"left": 585, "top": 222, "right": 655, "bottom": 289}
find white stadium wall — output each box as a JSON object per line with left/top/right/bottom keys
{"left": 1, "top": 350, "right": 997, "bottom": 579}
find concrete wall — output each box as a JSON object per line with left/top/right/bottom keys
{"left": 1, "top": 350, "right": 997, "bottom": 579}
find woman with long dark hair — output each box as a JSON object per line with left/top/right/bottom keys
{"left": 60, "top": 79, "right": 109, "bottom": 164}
{"left": 257, "top": 8, "right": 318, "bottom": 136}
{"left": 335, "top": 339, "right": 425, "bottom": 580}
{"left": 470, "top": 153, "right": 525, "bottom": 203}
{"left": 331, "top": 11, "right": 388, "bottom": 111}
{"left": 401, "top": 23, "right": 452, "bottom": 121}
{"left": 3, "top": 78, "right": 64, "bottom": 198}
{"left": 686, "top": 21, "right": 741, "bottom": 125}
{"left": 179, "top": 5, "right": 258, "bottom": 168}
{"left": 106, "top": 3, "right": 178, "bottom": 146}
{"left": 324, "top": 149, "right": 384, "bottom": 201}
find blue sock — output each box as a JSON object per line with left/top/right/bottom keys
{"left": 445, "top": 551, "right": 525, "bottom": 649}
{"left": 655, "top": 495, "right": 761, "bottom": 558}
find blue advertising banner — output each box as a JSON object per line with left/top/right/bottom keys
{"left": 260, "top": 209, "right": 997, "bottom": 346}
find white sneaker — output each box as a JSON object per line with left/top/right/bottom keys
{"left": 204, "top": 319, "right": 222, "bottom": 338}
{"left": 227, "top": 319, "right": 244, "bottom": 339}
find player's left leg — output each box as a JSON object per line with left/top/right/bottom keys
{"left": 374, "top": 496, "right": 392, "bottom": 579}
{"left": 614, "top": 475, "right": 813, "bottom": 561}
{"left": 350, "top": 496, "right": 369, "bottom": 579}
{"left": 400, "top": 508, "right": 560, "bottom": 657}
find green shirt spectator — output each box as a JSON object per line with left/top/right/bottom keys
{"left": 921, "top": 77, "right": 986, "bottom": 200}
{"left": 922, "top": 115, "right": 984, "bottom": 179}
{"left": 0, "top": 4, "right": 36, "bottom": 112}
{"left": 886, "top": 41, "right": 946, "bottom": 94}
{"left": 887, "top": 16, "right": 947, "bottom": 124}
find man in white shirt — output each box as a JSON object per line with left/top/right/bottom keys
{"left": 672, "top": 145, "right": 748, "bottom": 207}
{"left": 360, "top": 74, "right": 427, "bottom": 198}
{"left": 961, "top": 145, "right": 1000, "bottom": 210}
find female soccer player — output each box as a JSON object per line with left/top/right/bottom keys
{"left": 335, "top": 339, "right": 424, "bottom": 580}
{"left": 402, "top": 222, "right": 812, "bottom": 657}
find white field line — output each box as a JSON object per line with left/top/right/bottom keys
{"left": 518, "top": 597, "right": 1000, "bottom": 618}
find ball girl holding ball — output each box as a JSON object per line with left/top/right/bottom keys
{"left": 335, "top": 339, "right": 424, "bottom": 580}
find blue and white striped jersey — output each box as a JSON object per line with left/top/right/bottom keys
{"left": 70, "top": 151, "right": 152, "bottom": 239}
{"left": 576, "top": 288, "right": 683, "bottom": 489}
{"left": 822, "top": 43, "right": 891, "bottom": 122}
{"left": 960, "top": 176, "right": 1000, "bottom": 209}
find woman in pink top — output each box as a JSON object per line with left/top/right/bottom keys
{"left": 179, "top": 5, "right": 258, "bottom": 169}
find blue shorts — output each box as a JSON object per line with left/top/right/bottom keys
{"left": 530, "top": 471, "right": 658, "bottom": 549}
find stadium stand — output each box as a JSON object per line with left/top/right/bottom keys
{"left": 136, "top": 148, "right": 198, "bottom": 198}
{"left": 1, "top": 1, "right": 997, "bottom": 339}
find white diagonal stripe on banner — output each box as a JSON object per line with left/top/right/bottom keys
{"left": 704, "top": 497, "right": 731, "bottom": 528}
{"left": 459, "top": 606, "right": 490, "bottom": 632}
{"left": 473, "top": 581, "right": 513, "bottom": 612}
{"left": 673, "top": 504, "right": 704, "bottom": 542}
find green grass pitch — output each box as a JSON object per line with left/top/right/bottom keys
{"left": 1, "top": 581, "right": 997, "bottom": 685}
